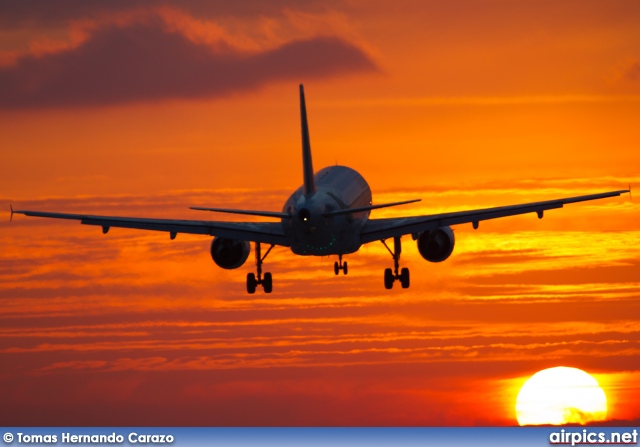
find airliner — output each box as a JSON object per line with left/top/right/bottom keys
{"left": 12, "top": 85, "right": 629, "bottom": 293}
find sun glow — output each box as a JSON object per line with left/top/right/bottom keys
{"left": 516, "top": 367, "right": 607, "bottom": 426}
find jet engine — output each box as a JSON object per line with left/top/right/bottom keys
{"left": 210, "top": 237, "right": 251, "bottom": 269}
{"left": 416, "top": 226, "right": 455, "bottom": 263}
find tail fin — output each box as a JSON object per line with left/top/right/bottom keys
{"left": 299, "top": 84, "right": 316, "bottom": 196}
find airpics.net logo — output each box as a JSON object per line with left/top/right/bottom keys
{"left": 549, "top": 429, "right": 638, "bottom": 446}
{"left": 3, "top": 432, "right": 174, "bottom": 445}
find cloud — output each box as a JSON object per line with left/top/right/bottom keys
{"left": 0, "top": 0, "right": 333, "bottom": 27}
{"left": 0, "top": 20, "right": 377, "bottom": 109}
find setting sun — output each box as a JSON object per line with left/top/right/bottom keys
{"left": 516, "top": 367, "right": 607, "bottom": 426}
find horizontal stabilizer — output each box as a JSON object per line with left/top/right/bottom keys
{"left": 322, "top": 199, "right": 421, "bottom": 217}
{"left": 190, "top": 206, "right": 291, "bottom": 219}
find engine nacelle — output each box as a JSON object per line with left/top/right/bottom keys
{"left": 417, "top": 226, "right": 455, "bottom": 263}
{"left": 210, "top": 237, "right": 250, "bottom": 269}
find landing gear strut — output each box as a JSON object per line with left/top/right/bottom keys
{"left": 381, "top": 236, "right": 410, "bottom": 289}
{"left": 334, "top": 254, "right": 348, "bottom": 275}
{"left": 247, "top": 242, "right": 275, "bottom": 294}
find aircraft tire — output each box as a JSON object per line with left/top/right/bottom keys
{"left": 400, "top": 268, "right": 410, "bottom": 289}
{"left": 384, "top": 268, "right": 394, "bottom": 289}
{"left": 247, "top": 273, "right": 257, "bottom": 294}
{"left": 263, "top": 272, "right": 273, "bottom": 294}
{"left": 334, "top": 262, "right": 340, "bottom": 275}
{"left": 343, "top": 262, "right": 348, "bottom": 275}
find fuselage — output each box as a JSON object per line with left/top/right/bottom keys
{"left": 282, "top": 165, "right": 372, "bottom": 255}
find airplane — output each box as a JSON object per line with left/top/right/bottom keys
{"left": 11, "top": 84, "right": 630, "bottom": 294}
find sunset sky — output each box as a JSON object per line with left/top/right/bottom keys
{"left": 1, "top": 0, "right": 639, "bottom": 426}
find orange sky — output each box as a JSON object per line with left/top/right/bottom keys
{"left": 1, "top": 0, "right": 639, "bottom": 426}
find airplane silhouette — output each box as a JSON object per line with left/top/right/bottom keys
{"left": 12, "top": 85, "right": 630, "bottom": 293}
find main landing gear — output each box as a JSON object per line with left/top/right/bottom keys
{"left": 334, "top": 254, "right": 348, "bottom": 275}
{"left": 247, "top": 242, "right": 275, "bottom": 294}
{"left": 381, "top": 236, "right": 410, "bottom": 289}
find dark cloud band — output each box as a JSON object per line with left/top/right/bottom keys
{"left": 0, "top": 21, "right": 377, "bottom": 109}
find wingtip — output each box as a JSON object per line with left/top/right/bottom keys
{"left": 9, "top": 203, "right": 14, "bottom": 222}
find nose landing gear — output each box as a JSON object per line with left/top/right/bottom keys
{"left": 381, "top": 236, "right": 410, "bottom": 289}
{"left": 334, "top": 254, "right": 348, "bottom": 275}
{"left": 247, "top": 242, "right": 275, "bottom": 294}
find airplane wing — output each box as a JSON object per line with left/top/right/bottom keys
{"left": 360, "top": 189, "right": 629, "bottom": 244}
{"left": 10, "top": 209, "right": 289, "bottom": 246}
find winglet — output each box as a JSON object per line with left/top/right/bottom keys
{"left": 299, "top": 84, "right": 316, "bottom": 197}
{"left": 9, "top": 203, "right": 14, "bottom": 222}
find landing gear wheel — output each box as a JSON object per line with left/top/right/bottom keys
{"left": 381, "top": 236, "right": 411, "bottom": 290}
{"left": 384, "top": 268, "right": 394, "bottom": 290}
{"left": 263, "top": 272, "right": 273, "bottom": 294}
{"left": 334, "top": 255, "right": 348, "bottom": 275}
{"left": 333, "top": 255, "right": 347, "bottom": 276}
{"left": 247, "top": 242, "right": 275, "bottom": 294}
{"left": 246, "top": 273, "right": 257, "bottom": 294}
{"left": 400, "top": 267, "right": 410, "bottom": 289}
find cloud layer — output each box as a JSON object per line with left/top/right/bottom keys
{"left": 2, "top": 185, "right": 639, "bottom": 425}
{"left": 0, "top": 20, "right": 377, "bottom": 108}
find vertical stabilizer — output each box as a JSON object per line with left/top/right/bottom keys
{"left": 299, "top": 84, "right": 316, "bottom": 196}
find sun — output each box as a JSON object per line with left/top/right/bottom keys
{"left": 516, "top": 366, "right": 607, "bottom": 426}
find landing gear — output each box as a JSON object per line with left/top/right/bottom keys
{"left": 246, "top": 242, "right": 275, "bottom": 294}
{"left": 400, "top": 267, "right": 410, "bottom": 289}
{"left": 384, "top": 268, "right": 394, "bottom": 289}
{"left": 381, "top": 236, "right": 410, "bottom": 289}
{"left": 334, "top": 254, "right": 348, "bottom": 275}
{"left": 246, "top": 273, "right": 257, "bottom": 294}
